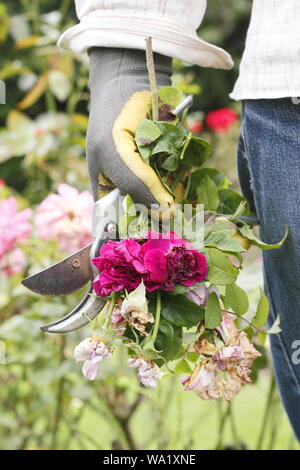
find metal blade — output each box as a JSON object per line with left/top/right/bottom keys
{"left": 41, "top": 285, "right": 105, "bottom": 333}
{"left": 39, "top": 234, "right": 118, "bottom": 333}
{"left": 22, "top": 243, "right": 94, "bottom": 296}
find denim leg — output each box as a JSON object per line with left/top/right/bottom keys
{"left": 238, "top": 98, "right": 300, "bottom": 441}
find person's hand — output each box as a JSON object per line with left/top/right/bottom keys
{"left": 86, "top": 47, "right": 174, "bottom": 206}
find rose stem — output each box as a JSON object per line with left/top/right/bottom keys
{"left": 151, "top": 291, "right": 162, "bottom": 344}
{"left": 145, "top": 36, "right": 159, "bottom": 121}
{"left": 104, "top": 291, "right": 116, "bottom": 329}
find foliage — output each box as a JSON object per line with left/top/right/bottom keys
{"left": 0, "top": 0, "right": 298, "bottom": 451}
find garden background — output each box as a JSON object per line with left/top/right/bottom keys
{"left": 0, "top": 0, "right": 299, "bottom": 450}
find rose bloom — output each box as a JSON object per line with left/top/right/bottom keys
{"left": 92, "top": 232, "right": 207, "bottom": 297}
{"left": 0, "top": 248, "right": 26, "bottom": 277}
{"left": 182, "top": 312, "right": 261, "bottom": 401}
{"left": 74, "top": 337, "right": 112, "bottom": 381}
{"left": 0, "top": 197, "right": 32, "bottom": 257}
{"left": 34, "top": 184, "right": 93, "bottom": 254}
{"left": 206, "top": 108, "right": 238, "bottom": 134}
{"left": 128, "top": 357, "right": 163, "bottom": 388}
{"left": 0, "top": 196, "right": 32, "bottom": 276}
{"left": 92, "top": 238, "right": 148, "bottom": 297}
{"left": 141, "top": 232, "right": 207, "bottom": 292}
{"left": 185, "top": 284, "right": 220, "bottom": 307}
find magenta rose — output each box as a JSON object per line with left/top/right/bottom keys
{"left": 92, "top": 238, "right": 147, "bottom": 297}
{"left": 141, "top": 232, "right": 208, "bottom": 292}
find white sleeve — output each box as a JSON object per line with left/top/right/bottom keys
{"left": 58, "top": 0, "right": 233, "bottom": 70}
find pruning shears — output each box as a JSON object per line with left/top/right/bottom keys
{"left": 22, "top": 188, "right": 121, "bottom": 334}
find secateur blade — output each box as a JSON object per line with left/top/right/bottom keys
{"left": 21, "top": 243, "right": 94, "bottom": 296}
{"left": 21, "top": 188, "right": 121, "bottom": 297}
{"left": 21, "top": 188, "right": 121, "bottom": 333}
{"left": 40, "top": 221, "right": 119, "bottom": 333}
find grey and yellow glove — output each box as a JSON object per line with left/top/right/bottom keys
{"left": 87, "top": 47, "right": 174, "bottom": 207}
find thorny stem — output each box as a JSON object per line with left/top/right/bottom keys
{"left": 51, "top": 335, "right": 66, "bottom": 450}
{"left": 104, "top": 292, "right": 116, "bottom": 330}
{"left": 215, "top": 401, "right": 231, "bottom": 450}
{"left": 256, "top": 373, "right": 276, "bottom": 450}
{"left": 222, "top": 309, "right": 261, "bottom": 333}
{"left": 228, "top": 403, "right": 242, "bottom": 449}
{"left": 151, "top": 291, "right": 162, "bottom": 345}
{"left": 145, "top": 37, "right": 159, "bottom": 121}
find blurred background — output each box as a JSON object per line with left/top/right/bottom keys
{"left": 0, "top": 0, "right": 299, "bottom": 450}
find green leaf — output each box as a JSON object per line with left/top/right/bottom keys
{"left": 151, "top": 122, "right": 185, "bottom": 157}
{"left": 156, "top": 122, "right": 185, "bottom": 147}
{"left": 205, "top": 292, "right": 221, "bottom": 329}
{"left": 174, "top": 359, "right": 192, "bottom": 374}
{"left": 205, "top": 231, "right": 246, "bottom": 252}
{"left": 158, "top": 86, "right": 182, "bottom": 107}
{"left": 181, "top": 136, "right": 211, "bottom": 167}
{"left": 161, "top": 153, "right": 179, "bottom": 171}
{"left": 258, "top": 332, "right": 267, "bottom": 345}
{"left": 119, "top": 194, "right": 137, "bottom": 238}
{"left": 224, "top": 284, "right": 249, "bottom": 315}
{"left": 232, "top": 200, "right": 247, "bottom": 220}
{"left": 186, "top": 352, "right": 199, "bottom": 363}
{"left": 197, "top": 175, "right": 219, "bottom": 211}
{"left": 265, "top": 316, "right": 281, "bottom": 334}
{"left": 162, "top": 294, "right": 204, "bottom": 328}
{"left": 239, "top": 224, "right": 289, "bottom": 250}
{"left": 188, "top": 168, "right": 229, "bottom": 200}
{"left": 154, "top": 319, "right": 182, "bottom": 362}
{"left": 218, "top": 189, "right": 251, "bottom": 216}
{"left": 135, "top": 118, "right": 161, "bottom": 161}
{"left": 252, "top": 288, "right": 269, "bottom": 329}
{"left": 207, "top": 248, "right": 239, "bottom": 285}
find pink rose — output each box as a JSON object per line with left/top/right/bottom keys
{"left": 74, "top": 337, "right": 112, "bottom": 381}
{"left": 141, "top": 232, "right": 207, "bottom": 292}
{"left": 92, "top": 238, "right": 147, "bottom": 297}
{"left": 0, "top": 197, "right": 32, "bottom": 257}
{"left": 92, "top": 232, "right": 208, "bottom": 297}
{"left": 128, "top": 357, "right": 163, "bottom": 388}
{"left": 0, "top": 248, "right": 26, "bottom": 277}
{"left": 34, "top": 184, "right": 93, "bottom": 254}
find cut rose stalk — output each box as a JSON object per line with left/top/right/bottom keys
{"left": 151, "top": 290, "right": 161, "bottom": 345}
{"left": 103, "top": 291, "right": 116, "bottom": 330}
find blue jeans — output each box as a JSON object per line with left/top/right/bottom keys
{"left": 237, "top": 98, "right": 300, "bottom": 441}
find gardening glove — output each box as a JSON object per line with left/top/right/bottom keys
{"left": 87, "top": 47, "right": 174, "bottom": 207}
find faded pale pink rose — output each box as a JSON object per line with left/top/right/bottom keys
{"left": 0, "top": 248, "right": 26, "bottom": 277}
{"left": 111, "top": 307, "right": 127, "bottom": 336}
{"left": 182, "top": 360, "right": 242, "bottom": 402}
{"left": 128, "top": 357, "right": 163, "bottom": 388}
{"left": 74, "top": 337, "right": 112, "bottom": 380}
{"left": 185, "top": 284, "right": 220, "bottom": 307}
{"left": 34, "top": 184, "right": 93, "bottom": 254}
{"left": 0, "top": 197, "right": 32, "bottom": 257}
{"left": 182, "top": 312, "right": 261, "bottom": 401}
